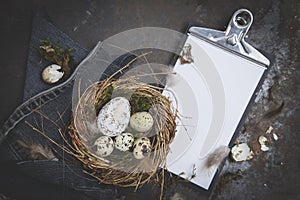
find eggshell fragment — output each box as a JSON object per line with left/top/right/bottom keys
{"left": 273, "top": 133, "right": 279, "bottom": 141}
{"left": 130, "top": 112, "right": 154, "bottom": 132}
{"left": 231, "top": 143, "right": 254, "bottom": 162}
{"left": 42, "top": 64, "right": 64, "bottom": 83}
{"left": 258, "top": 136, "right": 269, "bottom": 151}
{"left": 97, "top": 97, "right": 131, "bottom": 137}
{"left": 265, "top": 126, "right": 274, "bottom": 134}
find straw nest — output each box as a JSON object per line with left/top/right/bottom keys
{"left": 68, "top": 77, "right": 177, "bottom": 187}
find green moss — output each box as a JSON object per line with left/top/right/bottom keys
{"left": 95, "top": 85, "right": 114, "bottom": 111}
{"left": 129, "top": 93, "right": 153, "bottom": 114}
{"left": 39, "top": 38, "right": 76, "bottom": 76}
{"left": 94, "top": 86, "right": 153, "bottom": 115}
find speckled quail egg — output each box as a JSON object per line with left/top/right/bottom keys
{"left": 114, "top": 133, "right": 134, "bottom": 151}
{"left": 133, "top": 137, "right": 152, "bottom": 159}
{"left": 94, "top": 136, "right": 114, "bottom": 157}
{"left": 97, "top": 97, "right": 131, "bottom": 137}
{"left": 42, "top": 64, "right": 64, "bottom": 84}
{"left": 130, "top": 112, "right": 154, "bottom": 132}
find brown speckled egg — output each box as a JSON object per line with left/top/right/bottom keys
{"left": 130, "top": 112, "right": 154, "bottom": 132}
{"left": 94, "top": 136, "right": 114, "bottom": 157}
{"left": 133, "top": 137, "right": 152, "bottom": 159}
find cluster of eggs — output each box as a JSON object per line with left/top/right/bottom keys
{"left": 93, "top": 97, "right": 154, "bottom": 159}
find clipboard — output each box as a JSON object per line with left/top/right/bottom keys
{"left": 164, "top": 9, "right": 270, "bottom": 189}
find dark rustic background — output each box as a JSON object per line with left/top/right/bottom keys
{"left": 0, "top": 0, "right": 299, "bottom": 199}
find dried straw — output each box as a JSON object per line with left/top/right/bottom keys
{"left": 27, "top": 53, "right": 178, "bottom": 196}
{"left": 69, "top": 77, "right": 177, "bottom": 187}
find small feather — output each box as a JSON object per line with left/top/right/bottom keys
{"left": 263, "top": 101, "right": 284, "bottom": 119}
{"left": 205, "top": 146, "right": 230, "bottom": 169}
{"left": 17, "top": 140, "right": 58, "bottom": 161}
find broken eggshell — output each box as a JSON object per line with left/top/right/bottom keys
{"left": 265, "top": 126, "right": 274, "bottom": 134}
{"left": 114, "top": 133, "right": 134, "bottom": 152}
{"left": 273, "top": 133, "right": 279, "bottom": 141}
{"left": 133, "top": 137, "right": 152, "bottom": 159}
{"left": 42, "top": 64, "right": 64, "bottom": 84}
{"left": 94, "top": 136, "right": 114, "bottom": 157}
{"left": 231, "top": 143, "right": 254, "bottom": 162}
{"left": 258, "top": 136, "right": 269, "bottom": 151}
{"left": 97, "top": 97, "right": 131, "bottom": 137}
{"left": 130, "top": 112, "right": 154, "bottom": 132}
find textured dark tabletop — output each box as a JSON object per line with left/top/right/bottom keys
{"left": 0, "top": 1, "right": 299, "bottom": 199}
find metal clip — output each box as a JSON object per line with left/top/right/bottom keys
{"left": 189, "top": 9, "right": 270, "bottom": 66}
{"left": 225, "top": 9, "right": 253, "bottom": 46}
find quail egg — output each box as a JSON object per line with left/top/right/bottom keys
{"left": 130, "top": 112, "right": 154, "bottom": 132}
{"left": 42, "top": 64, "right": 64, "bottom": 84}
{"left": 133, "top": 137, "right": 152, "bottom": 159}
{"left": 97, "top": 97, "right": 131, "bottom": 137}
{"left": 94, "top": 136, "right": 114, "bottom": 157}
{"left": 114, "top": 133, "right": 134, "bottom": 151}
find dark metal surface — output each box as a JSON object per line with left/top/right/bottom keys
{"left": 0, "top": 0, "right": 299, "bottom": 199}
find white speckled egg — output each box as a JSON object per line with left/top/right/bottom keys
{"left": 42, "top": 64, "right": 64, "bottom": 84}
{"left": 130, "top": 112, "right": 154, "bottom": 132}
{"left": 133, "top": 137, "right": 152, "bottom": 159}
{"left": 94, "top": 136, "right": 114, "bottom": 157}
{"left": 114, "top": 133, "right": 134, "bottom": 151}
{"left": 97, "top": 97, "right": 131, "bottom": 137}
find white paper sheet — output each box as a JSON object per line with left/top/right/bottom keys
{"left": 164, "top": 35, "right": 266, "bottom": 189}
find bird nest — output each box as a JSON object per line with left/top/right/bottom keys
{"left": 68, "top": 77, "right": 177, "bottom": 187}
